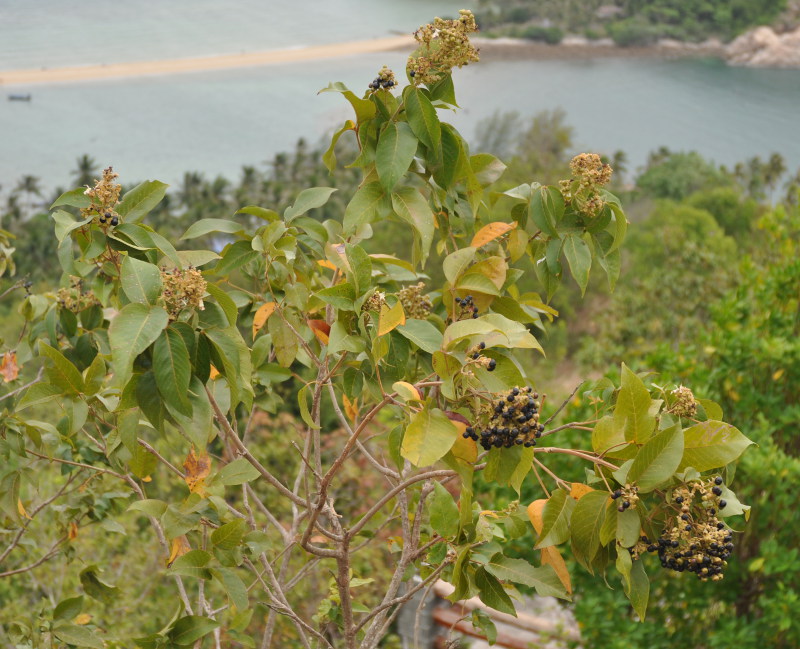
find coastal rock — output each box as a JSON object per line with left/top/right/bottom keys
{"left": 726, "top": 25, "right": 800, "bottom": 68}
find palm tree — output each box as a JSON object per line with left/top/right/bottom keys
{"left": 13, "top": 175, "right": 42, "bottom": 218}
{"left": 764, "top": 153, "right": 787, "bottom": 198}
{"left": 177, "top": 172, "right": 205, "bottom": 209}
{"left": 71, "top": 154, "right": 99, "bottom": 187}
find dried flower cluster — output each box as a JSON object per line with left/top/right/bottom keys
{"left": 56, "top": 277, "right": 100, "bottom": 312}
{"left": 645, "top": 477, "right": 734, "bottom": 581}
{"left": 398, "top": 282, "right": 432, "bottom": 319}
{"left": 407, "top": 10, "right": 480, "bottom": 84}
{"left": 160, "top": 267, "right": 206, "bottom": 319}
{"left": 611, "top": 483, "right": 640, "bottom": 512}
{"left": 82, "top": 166, "right": 122, "bottom": 226}
{"left": 669, "top": 385, "right": 698, "bottom": 418}
{"left": 362, "top": 291, "right": 387, "bottom": 313}
{"left": 559, "top": 153, "right": 613, "bottom": 218}
{"left": 464, "top": 386, "right": 544, "bottom": 450}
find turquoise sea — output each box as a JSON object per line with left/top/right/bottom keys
{"left": 2, "top": 1, "right": 800, "bottom": 193}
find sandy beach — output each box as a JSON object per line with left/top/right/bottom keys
{"left": 0, "top": 35, "right": 417, "bottom": 86}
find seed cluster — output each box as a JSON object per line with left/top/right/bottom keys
{"left": 645, "top": 477, "right": 734, "bottom": 581}
{"left": 160, "top": 267, "right": 207, "bottom": 319}
{"left": 56, "top": 277, "right": 99, "bottom": 312}
{"left": 463, "top": 386, "right": 544, "bottom": 450}
{"left": 669, "top": 385, "right": 698, "bottom": 419}
{"left": 81, "top": 166, "right": 122, "bottom": 227}
{"left": 454, "top": 294, "right": 479, "bottom": 320}
{"left": 398, "top": 283, "right": 432, "bottom": 319}
{"left": 611, "top": 484, "right": 640, "bottom": 512}
{"left": 368, "top": 66, "right": 396, "bottom": 92}
{"left": 559, "top": 153, "right": 613, "bottom": 218}
{"left": 466, "top": 341, "right": 496, "bottom": 372}
{"left": 362, "top": 291, "right": 387, "bottom": 313}
{"left": 407, "top": 10, "right": 480, "bottom": 85}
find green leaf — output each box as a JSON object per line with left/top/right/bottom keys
{"left": 128, "top": 499, "right": 168, "bottom": 517}
{"left": 79, "top": 565, "right": 119, "bottom": 604}
{"left": 485, "top": 556, "right": 569, "bottom": 600}
{"left": 376, "top": 122, "right": 417, "bottom": 192}
{"left": 678, "top": 421, "right": 754, "bottom": 472}
{"left": 53, "top": 210, "right": 92, "bottom": 243}
{"left": 405, "top": 87, "right": 441, "bottom": 153}
{"left": 53, "top": 596, "right": 84, "bottom": 621}
{"left": 109, "top": 304, "right": 169, "bottom": 387}
{"left": 153, "top": 327, "right": 192, "bottom": 417}
{"left": 429, "top": 481, "right": 459, "bottom": 538}
{"left": 169, "top": 550, "right": 213, "bottom": 579}
{"left": 181, "top": 218, "right": 244, "bottom": 240}
{"left": 211, "top": 518, "right": 248, "bottom": 550}
{"left": 38, "top": 341, "right": 84, "bottom": 395}
{"left": 323, "top": 120, "right": 354, "bottom": 173}
{"left": 614, "top": 364, "right": 656, "bottom": 444}
{"left": 343, "top": 182, "right": 385, "bottom": 233}
{"left": 51, "top": 187, "right": 92, "bottom": 210}
{"left": 571, "top": 491, "right": 608, "bottom": 565}
{"left": 391, "top": 187, "right": 435, "bottom": 267}
{"left": 121, "top": 256, "right": 162, "bottom": 305}
{"left": 563, "top": 234, "right": 592, "bottom": 296}
{"left": 53, "top": 622, "right": 104, "bottom": 649}
{"left": 169, "top": 616, "right": 220, "bottom": 646}
{"left": 215, "top": 458, "right": 260, "bottom": 485}
{"left": 529, "top": 186, "right": 563, "bottom": 237}
{"left": 116, "top": 180, "right": 168, "bottom": 223}
{"left": 475, "top": 567, "right": 516, "bottom": 616}
{"left": 617, "top": 507, "right": 641, "bottom": 548}
{"left": 401, "top": 406, "right": 459, "bottom": 467}
{"left": 204, "top": 282, "right": 238, "bottom": 326}
{"left": 345, "top": 243, "right": 373, "bottom": 297}
{"left": 626, "top": 558, "right": 649, "bottom": 621}
{"left": 211, "top": 567, "right": 249, "bottom": 611}
{"left": 471, "top": 609, "right": 497, "bottom": 645}
{"left": 316, "top": 282, "right": 356, "bottom": 311}
{"left": 396, "top": 319, "right": 442, "bottom": 353}
{"left": 535, "top": 489, "right": 575, "bottom": 549}
{"left": 627, "top": 424, "right": 684, "bottom": 492}
{"left": 318, "top": 81, "right": 376, "bottom": 124}
{"left": 443, "top": 247, "right": 477, "bottom": 284}
{"left": 284, "top": 187, "right": 337, "bottom": 221}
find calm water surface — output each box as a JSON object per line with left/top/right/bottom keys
{"left": 1, "top": 1, "right": 799, "bottom": 192}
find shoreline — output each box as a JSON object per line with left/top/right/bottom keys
{"left": 0, "top": 35, "right": 417, "bottom": 87}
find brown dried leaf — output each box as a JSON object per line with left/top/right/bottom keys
{"left": 183, "top": 448, "right": 211, "bottom": 497}
{"left": 68, "top": 521, "right": 78, "bottom": 540}
{"left": 542, "top": 545, "right": 572, "bottom": 595}
{"left": 0, "top": 351, "right": 19, "bottom": 383}
{"left": 308, "top": 319, "right": 331, "bottom": 345}
{"left": 527, "top": 499, "right": 547, "bottom": 534}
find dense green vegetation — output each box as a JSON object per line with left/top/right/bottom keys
{"left": 1, "top": 11, "right": 798, "bottom": 649}
{"left": 474, "top": 0, "right": 789, "bottom": 44}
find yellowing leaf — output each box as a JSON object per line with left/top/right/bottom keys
{"left": 342, "top": 393, "right": 359, "bottom": 423}
{"left": 317, "top": 259, "right": 337, "bottom": 270}
{"left": 74, "top": 614, "right": 92, "bottom": 625}
{"left": 308, "top": 319, "right": 331, "bottom": 345}
{"left": 470, "top": 221, "right": 517, "bottom": 248}
{"left": 527, "top": 499, "right": 546, "bottom": 534}
{"left": 252, "top": 301, "right": 277, "bottom": 338}
{"left": 209, "top": 364, "right": 220, "bottom": 380}
{"left": 378, "top": 302, "right": 406, "bottom": 336}
{"left": 0, "top": 351, "right": 19, "bottom": 383}
{"left": 542, "top": 546, "right": 572, "bottom": 595}
{"left": 570, "top": 483, "right": 594, "bottom": 500}
{"left": 68, "top": 521, "right": 78, "bottom": 540}
{"left": 773, "top": 368, "right": 784, "bottom": 381}
{"left": 183, "top": 448, "right": 211, "bottom": 496}
{"left": 392, "top": 381, "right": 421, "bottom": 401}
{"left": 167, "top": 535, "right": 191, "bottom": 567}
{"left": 17, "top": 498, "right": 31, "bottom": 520}
{"left": 451, "top": 434, "right": 477, "bottom": 464}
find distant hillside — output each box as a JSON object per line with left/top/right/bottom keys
{"left": 474, "top": 0, "right": 790, "bottom": 46}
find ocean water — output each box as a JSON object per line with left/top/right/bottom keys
{"left": 1, "top": 1, "right": 800, "bottom": 194}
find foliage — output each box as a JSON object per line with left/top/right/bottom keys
{"left": 475, "top": 0, "right": 788, "bottom": 43}
{"left": 0, "top": 14, "right": 754, "bottom": 649}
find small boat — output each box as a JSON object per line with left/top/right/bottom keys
{"left": 8, "top": 94, "right": 32, "bottom": 101}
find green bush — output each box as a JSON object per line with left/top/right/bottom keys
{"left": 520, "top": 25, "right": 564, "bottom": 45}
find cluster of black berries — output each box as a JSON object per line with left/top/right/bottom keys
{"left": 463, "top": 386, "right": 544, "bottom": 450}
{"left": 98, "top": 211, "right": 119, "bottom": 226}
{"left": 467, "top": 341, "right": 496, "bottom": 372}
{"left": 455, "top": 295, "right": 479, "bottom": 320}
{"left": 644, "top": 476, "right": 733, "bottom": 581}
{"left": 368, "top": 65, "right": 396, "bottom": 91}
{"left": 611, "top": 484, "right": 639, "bottom": 512}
